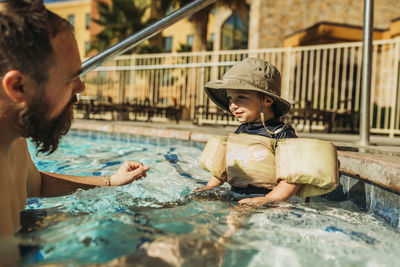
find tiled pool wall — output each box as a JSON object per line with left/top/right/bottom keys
{"left": 70, "top": 121, "right": 400, "bottom": 230}
{"left": 323, "top": 173, "right": 400, "bottom": 229}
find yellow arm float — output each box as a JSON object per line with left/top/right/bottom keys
{"left": 199, "top": 134, "right": 339, "bottom": 198}
{"left": 275, "top": 138, "right": 339, "bottom": 197}
{"left": 199, "top": 135, "right": 228, "bottom": 182}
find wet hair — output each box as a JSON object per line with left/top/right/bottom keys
{"left": 0, "top": 0, "right": 72, "bottom": 84}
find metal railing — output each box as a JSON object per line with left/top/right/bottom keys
{"left": 81, "top": 37, "right": 400, "bottom": 137}
{"left": 81, "top": 0, "right": 217, "bottom": 75}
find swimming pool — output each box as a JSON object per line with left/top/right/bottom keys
{"left": 20, "top": 130, "right": 400, "bottom": 266}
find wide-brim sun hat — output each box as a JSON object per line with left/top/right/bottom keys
{"left": 204, "top": 57, "right": 292, "bottom": 117}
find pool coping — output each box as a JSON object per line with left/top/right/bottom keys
{"left": 71, "top": 119, "right": 400, "bottom": 194}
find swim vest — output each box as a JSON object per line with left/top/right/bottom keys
{"left": 199, "top": 133, "right": 338, "bottom": 197}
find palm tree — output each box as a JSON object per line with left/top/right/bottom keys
{"left": 92, "top": 0, "right": 247, "bottom": 53}
{"left": 147, "top": 0, "right": 175, "bottom": 51}
{"left": 90, "top": 0, "right": 147, "bottom": 53}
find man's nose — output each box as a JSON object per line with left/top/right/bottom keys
{"left": 74, "top": 78, "right": 85, "bottom": 95}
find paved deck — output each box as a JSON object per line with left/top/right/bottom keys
{"left": 71, "top": 119, "right": 400, "bottom": 193}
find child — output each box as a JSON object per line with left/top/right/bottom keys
{"left": 199, "top": 57, "right": 300, "bottom": 206}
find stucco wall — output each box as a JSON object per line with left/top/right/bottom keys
{"left": 249, "top": 0, "right": 400, "bottom": 49}
{"left": 46, "top": 0, "right": 91, "bottom": 58}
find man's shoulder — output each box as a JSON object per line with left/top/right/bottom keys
{"left": 11, "top": 137, "right": 28, "bottom": 148}
{"left": 9, "top": 138, "right": 31, "bottom": 186}
{"left": 10, "top": 138, "right": 29, "bottom": 162}
{"left": 0, "top": 138, "right": 32, "bottom": 235}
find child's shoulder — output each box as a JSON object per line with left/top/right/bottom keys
{"left": 274, "top": 123, "right": 297, "bottom": 139}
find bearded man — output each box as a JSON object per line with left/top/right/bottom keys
{"left": 0, "top": 0, "right": 150, "bottom": 244}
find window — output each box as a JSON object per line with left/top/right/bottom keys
{"left": 224, "top": 36, "right": 231, "bottom": 48}
{"left": 187, "top": 34, "right": 194, "bottom": 47}
{"left": 163, "top": 36, "right": 173, "bottom": 52}
{"left": 221, "top": 11, "right": 249, "bottom": 50}
{"left": 207, "top": 33, "right": 215, "bottom": 51}
{"left": 166, "top": 5, "right": 175, "bottom": 15}
{"left": 210, "top": 33, "right": 215, "bottom": 42}
{"left": 85, "top": 13, "right": 90, "bottom": 30}
{"left": 85, "top": 41, "right": 90, "bottom": 55}
{"left": 67, "top": 14, "right": 75, "bottom": 28}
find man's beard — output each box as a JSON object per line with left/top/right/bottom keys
{"left": 17, "top": 97, "right": 74, "bottom": 155}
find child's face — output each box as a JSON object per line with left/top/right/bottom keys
{"left": 227, "top": 90, "right": 262, "bottom": 123}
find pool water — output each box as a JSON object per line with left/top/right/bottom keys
{"left": 20, "top": 130, "right": 400, "bottom": 266}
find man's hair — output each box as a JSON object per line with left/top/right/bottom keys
{"left": 0, "top": 0, "right": 72, "bottom": 84}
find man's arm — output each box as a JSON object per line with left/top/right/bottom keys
{"left": 38, "top": 161, "right": 149, "bottom": 197}
{"left": 24, "top": 140, "right": 150, "bottom": 198}
{"left": 0, "top": 237, "right": 20, "bottom": 266}
{"left": 38, "top": 171, "right": 104, "bottom": 197}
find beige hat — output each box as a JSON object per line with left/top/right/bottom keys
{"left": 204, "top": 57, "right": 291, "bottom": 117}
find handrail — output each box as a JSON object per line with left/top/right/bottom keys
{"left": 81, "top": 0, "right": 217, "bottom": 76}
{"left": 359, "top": 0, "right": 373, "bottom": 146}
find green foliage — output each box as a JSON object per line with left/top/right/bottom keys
{"left": 90, "top": 0, "right": 246, "bottom": 54}
{"left": 177, "top": 43, "right": 192, "bottom": 53}
{"left": 207, "top": 40, "right": 214, "bottom": 51}
{"left": 135, "top": 43, "right": 163, "bottom": 54}
{"left": 91, "top": 0, "right": 161, "bottom": 54}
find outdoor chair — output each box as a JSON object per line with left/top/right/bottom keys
{"left": 285, "top": 100, "right": 357, "bottom": 133}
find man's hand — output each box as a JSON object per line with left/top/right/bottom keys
{"left": 238, "top": 196, "right": 271, "bottom": 206}
{"left": 109, "top": 161, "right": 150, "bottom": 186}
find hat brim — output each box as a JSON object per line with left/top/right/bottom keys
{"left": 204, "top": 79, "right": 292, "bottom": 117}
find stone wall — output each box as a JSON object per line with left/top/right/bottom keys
{"left": 249, "top": 0, "right": 400, "bottom": 49}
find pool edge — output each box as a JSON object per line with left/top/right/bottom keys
{"left": 71, "top": 120, "right": 400, "bottom": 195}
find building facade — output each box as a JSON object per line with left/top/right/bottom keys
{"left": 45, "top": 0, "right": 92, "bottom": 57}
{"left": 248, "top": 0, "right": 400, "bottom": 49}
{"left": 45, "top": 0, "right": 400, "bottom": 54}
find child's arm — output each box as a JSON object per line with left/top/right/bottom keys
{"left": 196, "top": 175, "right": 224, "bottom": 191}
{"left": 237, "top": 180, "right": 301, "bottom": 206}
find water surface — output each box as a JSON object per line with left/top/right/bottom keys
{"left": 21, "top": 130, "right": 400, "bottom": 266}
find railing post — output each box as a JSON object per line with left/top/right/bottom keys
{"left": 198, "top": 51, "right": 207, "bottom": 125}
{"left": 359, "top": 0, "right": 374, "bottom": 146}
{"left": 389, "top": 37, "right": 400, "bottom": 137}
{"left": 81, "top": 0, "right": 217, "bottom": 76}
{"left": 283, "top": 46, "right": 293, "bottom": 103}
{"left": 129, "top": 54, "right": 136, "bottom": 102}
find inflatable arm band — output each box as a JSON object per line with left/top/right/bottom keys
{"left": 199, "top": 134, "right": 339, "bottom": 198}
{"left": 275, "top": 138, "right": 339, "bottom": 197}
{"left": 199, "top": 135, "right": 228, "bottom": 181}
{"left": 226, "top": 134, "right": 277, "bottom": 189}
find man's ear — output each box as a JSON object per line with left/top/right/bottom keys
{"left": 1, "top": 70, "right": 27, "bottom": 103}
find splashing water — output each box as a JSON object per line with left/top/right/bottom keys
{"left": 20, "top": 130, "right": 400, "bottom": 266}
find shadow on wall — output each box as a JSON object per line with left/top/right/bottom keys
{"left": 320, "top": 174, "right": 400, "bottom": 227}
